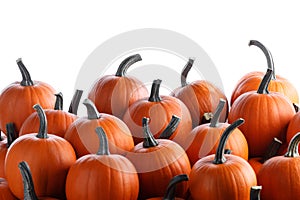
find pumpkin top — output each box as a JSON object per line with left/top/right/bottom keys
{"left": 54, "top": 92, "right": 63, "bottom": 110}
{"left": 18, "top": 161, "right": 39, "bottom": 200}
{"left": 115, "top": 54, "right": 142, "bottom": 77}
{"left": 148, "top": 79, "right": 163, "bottom": 102}
{"left": 257, "top": 69, "right": 272, "bottom": 94}
{"left": 209, "top": 98, "right": 226, "bottom": 128}
{"left": 159, "top": 115, "right": 181, "bottom": 139}
{"left": 33, "top": 104, "right": 48, "bottom": 139}
{"left": 16, "top": 58, "right": 34, "bottom": 86}
{"left": 181, "top": 58, "right": 195, "bottom": 87}
{"left": 285, "top": 132, "right": 300, "bottom": 157}
{"left": 250, "top": 186, "right": 262, "bottom": 200}
{"left": 5, "top": 123, "right": 17, "bottom": 148}
{"left": 95, "top": 127, "right": 110, "bottom": 155}
{"left": 142, "top": 117, "right": 159, "bottom": 148}
{"left": 163, "top": 174, "right": 188, "bottom": 200}
{"left": 68, "top": 89, "right": 83, "bottom": 115}
{"left": 83, "top": 99, "right": 101, "bottom": 120}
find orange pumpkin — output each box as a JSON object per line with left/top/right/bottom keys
{"left": 4, "top": 104, "right": 76, "bottom": 199}
{"left": 0, "top": 178, "right": 17, "bottom": 200}
{"left": 286, "top": 111, "right": 300, "bottom": 147}
{"left": 171, "top": 58, "right": 228, "bottom": 128}
{"left": 231, "top": 40, "right": 299, "bottom": 106}
{"left": 65, "top": 127, "right": 139, "bottom": 200}
{"left": 0, "top": 58, "right": 56, "bottom": 134}
{"left": 189, "top": 119, "right": 257, "bottom": 200}
{"left": 88, "top": 54, "right": 148, "bottom": 119}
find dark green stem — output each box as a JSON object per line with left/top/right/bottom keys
{"left": 250, "top": 186, "right": 262, "bottom": 200}
{"left": 249, "top": 40, "right": 275, "bottom": 80}
{"left": 5, "top": 123, "right": 17, "bottom": 148}
{"left": 83, "top": 99, "right": 101, "bottom": 119}
{"left": 285, "top": 132, "right": 300, "bottom": 157}
{"left": 159, "top": 115, "right": 181, "bottom": 139}
{"left": 148, "top": 79, "right": 162, "bottom": 102}
{"left": 142, "top": 117, "right": 159, "bottom": 148}
{"left": 163, "top": 174, "right": 189, "bottom": 200}
{"left": 293, "top": 103, "right": 299, "bottom": 113}
{"left": 115, "top": 54, "right": 142, "bottom": 77}
{"left": 54, "top": 92, "right": 63, "bottom": 110}
{"left": 257, "top": 69, "right": 272, "bottom": 94}
{"left": 213, "top": 118, "right": 244, "bottom": 164}
{"left": 261, "top": 138, "right": 282, "bottom": 162}
{"left": 16, "top": 58, "right": 34, "bottom": 86}
{"left": 33, "top": 104, "right": 48, "bottom": 139}
{"left": 68, "top": 89, "right": 83, "bottom": 115}
{"left": 95, "top": 127, "right": 110, "bottom": 155}
{"left": 201, "top": 112, "right": 213, "bottom": 124}
{"left": 18, "top": 161, "right": 39, "bottom": 200}
{"left": 209, "top": 99, "right": 226, "bottom": 127}
{"left": 181, "top": 58, "right": 195, "bottom": 87}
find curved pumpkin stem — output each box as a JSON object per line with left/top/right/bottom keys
{"left": 68, "top": 89, "right": 83, "bottom": 115}
{"left": 159, "top": 115, "right": 181, "bottom": 139}
{"left": 143, "top": 117, "right": 159, "bottom": 148}
{"left": 18, "top": 161, "right": 39, "bottom": 200}
{"left": 213, "top": 118, "right": 244, "bottom": 164}
{"left": 33, "top": 104, "right": 48, "bottom": 139}
{"left": 115, "top": 54, "right": 142, "bottom": 77}
{"left": 95, "top": 127, "right": 110, "bottom": 155}
{"left": 261, "top": 138, "right": 282, "bottom": 162}
{"left": 285, "top": 132, "right": 300, "bottom": 157}
{"left": 210, "top": 99, "right": 226, "bottom": 127}
{"left": 16, "top": 58, "right": 34, "bottom": 86}
{"left": 181, "top": 58, "right": 195, "bottom": 87}
{"left": 257, "top": 69, "right": 272, "bottom": 94}
{"left": 148, "top": 79, "right": 162, "bottom": 102}
{"left": 5, "top": 123, "right": 17, "bottom": 148}
{"left": 250, "top": 186, "right": 262, "bottom": 200}
{"left": 54, "top": 92, "right": 63, "bottom": 110}
{"left": 249, "top": 40, "right": 275, "bottom": 80}
{"left": 164, "top": 174, "right": 189, "bottom": 200}
{"left": 83, "top": 99, "right": 101, "bottom": 119}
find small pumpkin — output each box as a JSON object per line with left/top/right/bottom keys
{"left": 88, "top": 54, "right": 148, "bottom": 118}
{"left": 65, "top": 126, "right": 139, "bottom": 200}
{"left": 189, "top": 118, "right": 257, "bottom": 200}
{"left": 0, "top": 58, "right": 56, "bottom": 134}
{"left": 0, "top": 178, "right": 17, "bottom": 200}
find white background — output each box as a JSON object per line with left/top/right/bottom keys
{"left": 1, "top": 1, "right": 299, "bottom": 110}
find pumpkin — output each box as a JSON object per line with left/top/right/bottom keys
{"left": 185, "top": 99, "right": 248, "bottom": 166}
{"left": 123, "top": 79, "right": 192, "bottom": 145}
{"left": 286, "top": 110, "right": 300, "bottom": 147}
{"left": 65, "top": 126, "right": 139, "bottom": 200}
{"left": 4, "top": 104, "right": 76, "bottom": 199}
{"left": 231, "top": 40, "right": 299, "bottom": 106}
{"left": 257, "top": 132, "right": 300, "bottom": 199}
{"left": 88, "top": 54, "right": 148, "bottom": 119}
{"left": 0, "top": 58, "right": 56, "bottom": 134}
{"left": 0, "top": 178, "right": 17, "bottom": 200}
{"left": 146, "top": 174, "right": 189, "bottom": 200}
{"left": 189, "top": 118, "right": 257, "bottom": 200}
{"left": 171, "top": 58, "right": 228, "bottom": 128}
{"left": 228, "top": 68, "right": 295, "bottom": 157}
{"left": 125, "top": 117, "right": 191, "bottom": 199}
{"left": 19, "top": 90, "right": 82, "bottom": 137}
{"left": 64, "top": 99, "right": 134, "bottom": 157}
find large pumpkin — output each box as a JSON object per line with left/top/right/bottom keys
{"left": 228, "top": 68, "right": 295, "bottom": 157}
{"left": 231, "top": 40, "right": 299, "bottom": 106}
{"left": 65, "top": 127, "right": 139, "bottom": 200}
{"left": 88, "top": 54, "right": 148, "bottom": 119}
{"left": 171, "top": 58, "right": 228, "bottom": 128}
{"left": 123, "top": 79, "right": 192, "bottom": 145}
{"left": 4, "top": 104, "right": 76, "bottom": 199}
{"left": 189, "top": 119, "right": 257, "bottom": 200}
{"left": 0, "top": 58, "right": 56, "bottom": 134}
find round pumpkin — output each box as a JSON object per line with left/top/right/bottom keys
{"left": 171, "top": 58, "right": 228, "bottom": 128}
{"left": 189, "top": 118, "right": 257, "bottom": 200}
{"left": 88, "top": 54, "right": 148, "bottom": 119}
{"left": 231, "top": 40, "right": 299, "bottom": 106}
{"left": 0, "top": 178, "right": 17, "bottom": 200}
{"left": 4, "top": 104, "right": 76, "bottom": 199}
{"left": 0, "top": 58, "right": 56, "bottom": 134}
{"left": 286, "top": 110, "right": 300, "bottom": 147}
{"left": 66, "top": 126, "right": 139, "bottom": 200}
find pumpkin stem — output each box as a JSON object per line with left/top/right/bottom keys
{"left": 209, "top": 99, "right": 226, "bottom": 127}
{"left": 159, "top": 115, "right": 181, "bottom": 139}
{"left": 54, "top": 92, "right": 63, "bottom": 110}
{"left": 5, "top": 123, "right": 17, "bottom": 148}
{"left": 68, "top": 89, "right": 83, "bottom": 115}
{"left": 213, "top": 118, "right": 244, "bottom": 164}
{"left": 148, "top": 79, "right": 162, "bottom": 102}
{"left": 250, "top": 186, "right": 262, "bottom": 200}
{"left": 95, "top": 127, "right": 110, "bottom": 155}
{"left": 261, "top": 138, "right": 282, "bottom": 163}
{"left": 293, "top": 103, "right": 299, "bottom": 113}
{"left": 163, "top": 174, "right": 189, "bottom": 200}
{"left": 83, "top": 99, "right": 101, "bottom": 119}
{"left": 143, "top": 117, "right": 159, "bottom": 148}
{"left": 16, "top": 58, "right": 34, "bottom": 86}
{"left": 115, "top": 54, "right": 142, "bottom": 77}
{"left": 249, "top": 40, "right": 276, "bottom": 80}
{"left": 284, "top": 132, "right": 300, "bottom": 157}
{"left": 181, "top": 58, "right": 195, "bottom": 87}
{"left": 257, "top": 69, "right": 273, "bottom": 94}
{"left": 18, "top": 161, "right": 39, "bottom": 200}
{"left": 33, "top": 104, "right": 48, "bottom": 139}
{"left": 201, "top": 112, "right": 213, "bottom": 124}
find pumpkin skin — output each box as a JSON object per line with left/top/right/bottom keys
{"left": 4, "top": 104, "right": 76, "bottom": 199}
{"left": 286, "top": 111, "right": 300, "bottom": 147}
{"left": 88, "top": 54, "right": 148, "bottom": 119}
{"left": 0, "top": 178, "right": 17, "bottom": 200}
{"left": 171, "top": 58, "right": 228, "bottom": 128}
{"left": 0, "top": 58, "right": 56, "bottom": 134}
{"left": 65, "top": 127, "right": 139, "bottom": 200}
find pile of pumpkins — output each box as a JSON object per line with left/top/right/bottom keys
{"left": 1, "top": 40, "right": 300, "bottom": 200}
